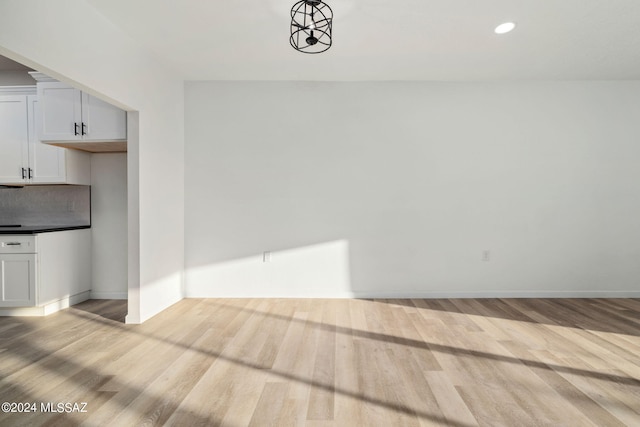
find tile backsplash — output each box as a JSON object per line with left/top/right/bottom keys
{"left": 0, "top": 185, "right": 90, "bottom": 226}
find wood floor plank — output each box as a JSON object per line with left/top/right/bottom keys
{"left": 1, "top": 297, "right": 639, "bottom": 426}
{"left": 423, "top": 371, "right": 478, "bottom": 427}
{"left": 249, "top": 382, "right": 289, "bottom": 427}
{"left": 530, "top": 349, "right": 628, "bottom": 427}
{"left": 334, "top": 300, "right": 363, "bottom": 427}
{"left": 286, "top": 301, "right": 323, "bottom": 402}
{"left": 111, "top": 328, "right": 221, "bottom": 427}
{"left": 306, "top": 300, "right": 336, "bottom": 421}
{"left": 497, "top": 339, "right": 599, "bottom": 426}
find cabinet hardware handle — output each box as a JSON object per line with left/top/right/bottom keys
{"left": 74, "top": 122, "right": 79, "bottom": 135}
{"left": 81, "top": 122, "right": 87, "bottom": 135}
{"left": 21, "top": 168, "right": 26, "bottom": 179}
{"left": 5, "top": 242, "right": 22, "bottom": 246}
{"left": 28, "top": 168, "right": 33, "bottom": 179}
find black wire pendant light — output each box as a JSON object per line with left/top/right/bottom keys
{"left": 290, "top": 0, "right": 333, "bottom": 54}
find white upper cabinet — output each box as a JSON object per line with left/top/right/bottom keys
{"left": 0, "top": 95, "right": 30, "bottom": 184}
{"left": 38, "top": 83, "right": 82, "bottom": 141}
{"left": 28, "top": 96, "right": 67, "bottom": 183}
{"left": 0, "top": 87, "right": 90, "bottom": 185}
{"left": 81, "top": 91, "right": 127, "bottom": 141}
{"left": 37, "top": 81, "right": 126, "bottom": 143}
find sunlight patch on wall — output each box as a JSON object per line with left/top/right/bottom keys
{"left": 185, "top": 240, "right": 352, "bottom": 298}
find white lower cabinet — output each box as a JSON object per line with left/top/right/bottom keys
{"left": 0, "top": 230, "right": 91, "bottom": 315}
{"left": 0, "top": 253, "right": 36, "bottom": 307}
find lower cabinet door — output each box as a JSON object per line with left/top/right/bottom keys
{"left": 0, "top": 254, "right": 36, "bottom": 307}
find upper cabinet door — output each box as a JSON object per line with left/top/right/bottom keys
{"left": 0, "top": 95, "right": 29, "bottom": 184}
{"left": 37, "top": 82, "right": 82, "bottom": 141}
{"left": 81, "top": 92, "right": 126, "bottom": 141}
{"left": 27, "top": 96, "right": 66, "bottom": 184}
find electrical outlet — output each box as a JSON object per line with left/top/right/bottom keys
{"left": 482, "top": 250, "right": 491, "bottom": 262}
{"left": 263, "top": 251, "right": 271, "bottom": 263}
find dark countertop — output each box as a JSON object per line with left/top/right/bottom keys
{"left": 0, "top": 225, "right": 91, "bottom": 235}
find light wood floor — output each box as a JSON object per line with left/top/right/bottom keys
{"left": 1, "top": 298, "right": 640, "bottom": 426}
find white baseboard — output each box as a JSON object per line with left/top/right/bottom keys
{"left": 185, "top": 290, "right": 640, "bottom": 299}
{"left": 0, "top": 290, "right": 91, "bottom": 317}
{"left": 90, "top": 291, "right": 128, "bottom": 300}
{"left": 349, "top": 290, "right": 640, "bottom": 299}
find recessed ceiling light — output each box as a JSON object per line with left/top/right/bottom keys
{"left": 494, "top": 22, "right": 516, "bottom": 34}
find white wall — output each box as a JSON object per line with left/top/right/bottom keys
{"left": 0, "top": 0, "right": 185, "bottom": 322}
{"left": 185, "top": 81, "right": 640, "bottom": 298}
{"left": 91, "top": 153, "right": 127, "bottom": 299}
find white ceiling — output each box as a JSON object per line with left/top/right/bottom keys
{"left": 87, "top": 0, "right": 640, "bottom": 81}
